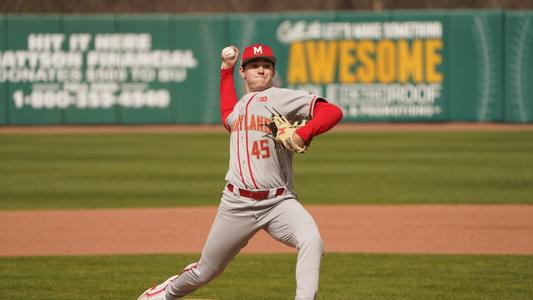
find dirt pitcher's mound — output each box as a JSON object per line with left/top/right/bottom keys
{"left": 1, "top": 205, "right": 533, "bottom": 257}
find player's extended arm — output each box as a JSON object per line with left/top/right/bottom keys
{"left": 220, "top": 68, "right": 238, "bottom": 131}
{"left": 220, "top": 46, "right": 239, "bottom": 131}
{"left": 294, "top": 101, "right": 344, "bottom": 146}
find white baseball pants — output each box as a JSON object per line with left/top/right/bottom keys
{"left": 166, "top": 189, "right": 324, "bottom": 300}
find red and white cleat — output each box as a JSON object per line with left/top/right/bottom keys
{"left": 137, "top": 275, "right": 179, "bottom": 300}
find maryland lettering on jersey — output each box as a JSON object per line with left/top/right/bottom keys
{"left": 231, "top": 114, "right": 272, "bottom": 133}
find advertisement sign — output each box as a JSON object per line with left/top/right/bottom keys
{"left": 0, "top": 11, "right": 527, "bottom": 124}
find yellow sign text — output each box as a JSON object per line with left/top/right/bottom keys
{"left": 288, "top": 39, "right": 443, "bottom": 84}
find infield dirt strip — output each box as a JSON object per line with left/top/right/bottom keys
{"left": 2, "top": 123, "right": 533, "bottom": 257}
{"left": 1, "top": 205, "right": 533, "bottom": 256}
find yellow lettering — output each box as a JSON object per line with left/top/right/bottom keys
{"left": 398, "top": 39, "right": 423, "bottom": 83}
{"left": 288, "top": 42, "right": 308, "bottom": 84}
{"left": 339, "top": 40, "right": 356, "bottom": 83}
{"left": 376, "top": 40, "right": 395, "bottom": 83}
{"left": 356, "top": 40, "right": 375, "bottom": 83}
{"left": 288, "top": 38, "right": 443, "bottom": 85}
{"left": 425, "top": 39, "right": 443, "bottom": 83}
{"left": 306, "top": 40, "right": 337, "bottom": 84}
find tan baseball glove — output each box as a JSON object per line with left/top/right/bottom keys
{"left": 267, "top": 109, "right": 307, "bottom": 153}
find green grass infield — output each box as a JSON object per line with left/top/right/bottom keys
{"left": 1, "top": 131, "right": 532, "bottom": 209}
{"left": 1, "top": 253, "right": 532, "bottom": 299}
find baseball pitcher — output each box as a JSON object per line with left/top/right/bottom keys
{"left": 138, "top": 43, "right": 343, "bottom": 300}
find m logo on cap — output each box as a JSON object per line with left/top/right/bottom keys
{"left": 253, "top": 46, "right": 263, "bottom": 55}
{"left": 241, "top": 43, "right": 276, "bottom": 67}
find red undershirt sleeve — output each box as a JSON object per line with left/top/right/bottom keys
{"left": 220, "top": 67, "right": 238, "bottom": 131}
{"left": 295, "top": 100, "right": 343, "bottom": 143}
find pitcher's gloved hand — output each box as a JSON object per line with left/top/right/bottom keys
{"left": 268, "top": 112, "right": 308, "bottom": 153}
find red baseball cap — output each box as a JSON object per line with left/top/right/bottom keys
{"left": 241, "top": 43, "right": 276, "bottom": 67}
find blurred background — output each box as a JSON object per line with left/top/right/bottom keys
{"left": 2, "top": 0, "right": 533, "bottom": 13}
{"left": 1, "top": 0, "right": 532, "bottom": 125}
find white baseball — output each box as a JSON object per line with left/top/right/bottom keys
{"left": 222, "top": 47, "right": 236, "bottom": 59}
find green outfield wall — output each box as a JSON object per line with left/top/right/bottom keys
{"left": 0, "top": 10, "right": 532, "bottom": 124}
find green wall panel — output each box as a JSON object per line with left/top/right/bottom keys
{"left": 275, "top": 12, "right": 337, "bottom": 91}
{"left": 6, "top": 15, "right": 63, "bottom": 125}
{"left": 505, "top": 11, "right": 533, "bottom": 123}
{"left": 0, "top": 16, "right": 6, "bottom": 124}
{"left": 62, "top": 15, "right": 118, "bottom": 124}
{"left": 390, "top": 11, "right": 449, "bottom": 121}
{"left": 117, "top": 15, "right": 173, "bottom": 124}
{"left": 450, "top": 10, "right": 504, "bottom": 121}
{"left": 0, "top": 11, "right": 531, "bottom": 125}
{"left": 332, "top": 12, "right": 392, "bottom": 122}
{"left": 173, "top": 15, "right": 227, "bottom": 124}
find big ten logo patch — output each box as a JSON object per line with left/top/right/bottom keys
{"left": 258, "top": 96, "right": 268, "bottom": 102}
